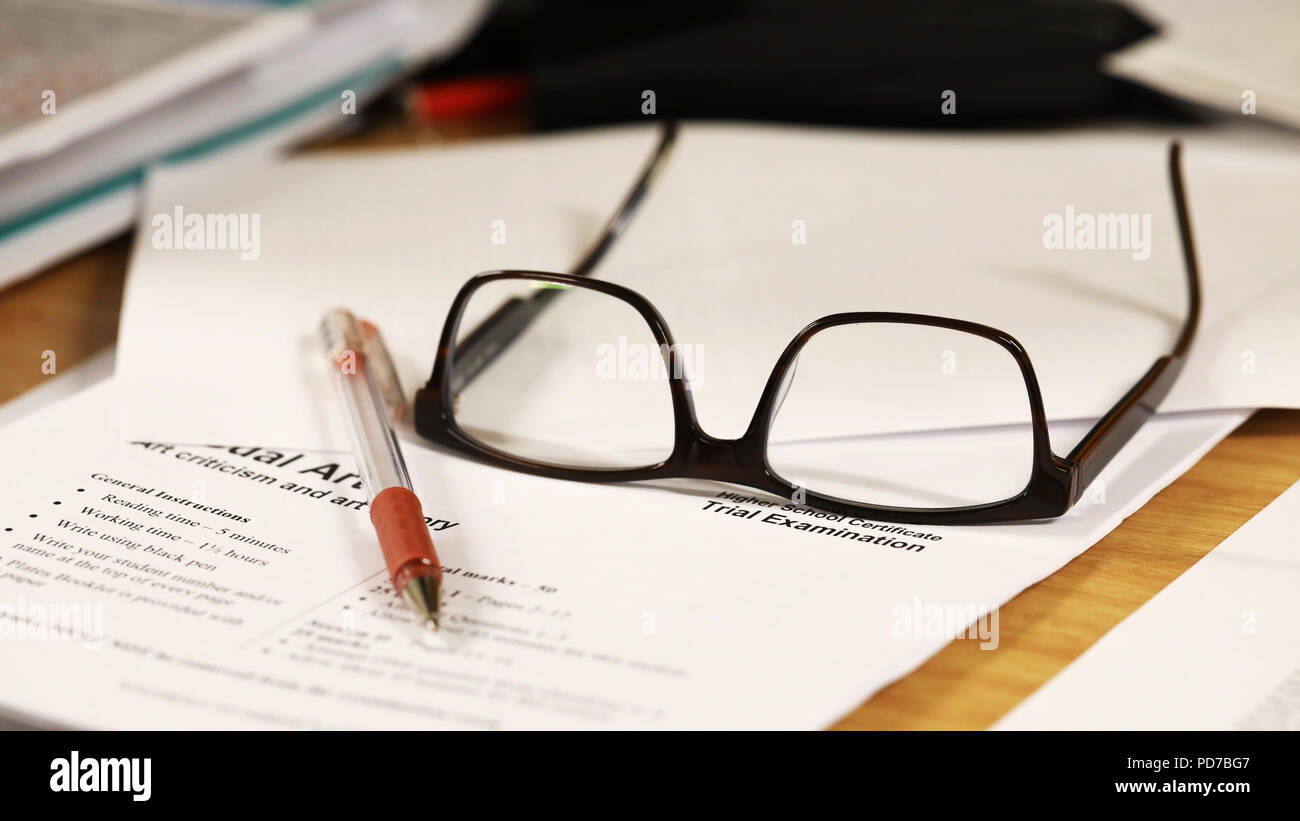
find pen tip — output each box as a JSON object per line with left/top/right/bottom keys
{"left": 401, "top": 575, "right": 442, "bottom": 633}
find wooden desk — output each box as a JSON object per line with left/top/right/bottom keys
{"left": 3, "top": 114, "right": 1298, "bottom": 729}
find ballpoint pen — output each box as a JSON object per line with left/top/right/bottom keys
{"left": 320, "top": 309, "right": 443, "bottom": 631}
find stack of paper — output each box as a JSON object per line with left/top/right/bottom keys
{"left": 0, "top": 0, "right": 488, "bottom": 288}
{"left": 0, "top": 366, "right": 1250, "bottom": 728}
{"left": 2, "top": 122, "right": 1295, "bottom": 728}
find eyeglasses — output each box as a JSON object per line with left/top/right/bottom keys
{"left": 413, "top": 124, "right": 1201, "bottom": 524}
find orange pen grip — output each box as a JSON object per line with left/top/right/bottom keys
{"left": 369, "top": 487, "right": 442, "bottom": 593}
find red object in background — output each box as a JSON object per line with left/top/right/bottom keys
{"left": 409, "top": 75, "right": 530, "bottom": 122}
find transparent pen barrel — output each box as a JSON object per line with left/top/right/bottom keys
{"left": 321, "top": 310, "right": 411, "bottom": 499}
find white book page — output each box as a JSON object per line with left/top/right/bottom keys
{"left": 1108, "top": 1, "right": 1300, "bottom": 129}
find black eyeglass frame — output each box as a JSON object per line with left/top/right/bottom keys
{"left": 414, "top": 125, "right": 1202, "bottom": 525}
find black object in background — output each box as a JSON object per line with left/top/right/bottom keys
{"left": 421, "top": 0, "right": 1184, "bottom": 130}
{"left": 530, "top": 0, "right": 1158, "bottom": 128}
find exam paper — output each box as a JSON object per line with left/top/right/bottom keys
{"left": 118, "top": 124, "right": 1298, "bottom": 452}
{"left": 997, "top": 479, "right": 1300, "bottom": 731}
{"left": 0, "top": 378, "right": 1247, "bottom": 729}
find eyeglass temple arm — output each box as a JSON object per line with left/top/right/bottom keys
{"left": 446, "top": 122, "right": 680, "bottom": 395}
{"left": 1065, "top": 141, "right": 1202, "bottom": 503}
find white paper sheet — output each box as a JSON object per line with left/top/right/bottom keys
{"left": 117, "top": 125, "right": 1299, "bottom": 452}
{"left": 0, "top": 376, "right": 1247, "bottom": 729}
{"left": 997, "top": 478, "right": 1300, "bottom": 731}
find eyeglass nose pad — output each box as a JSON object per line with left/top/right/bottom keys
{"left": 773, "top": 354, "right": 800, "bottom": 419}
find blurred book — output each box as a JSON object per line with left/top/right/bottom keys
{"left": 0, "top": 0, "right": 488, "bottom": 288}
